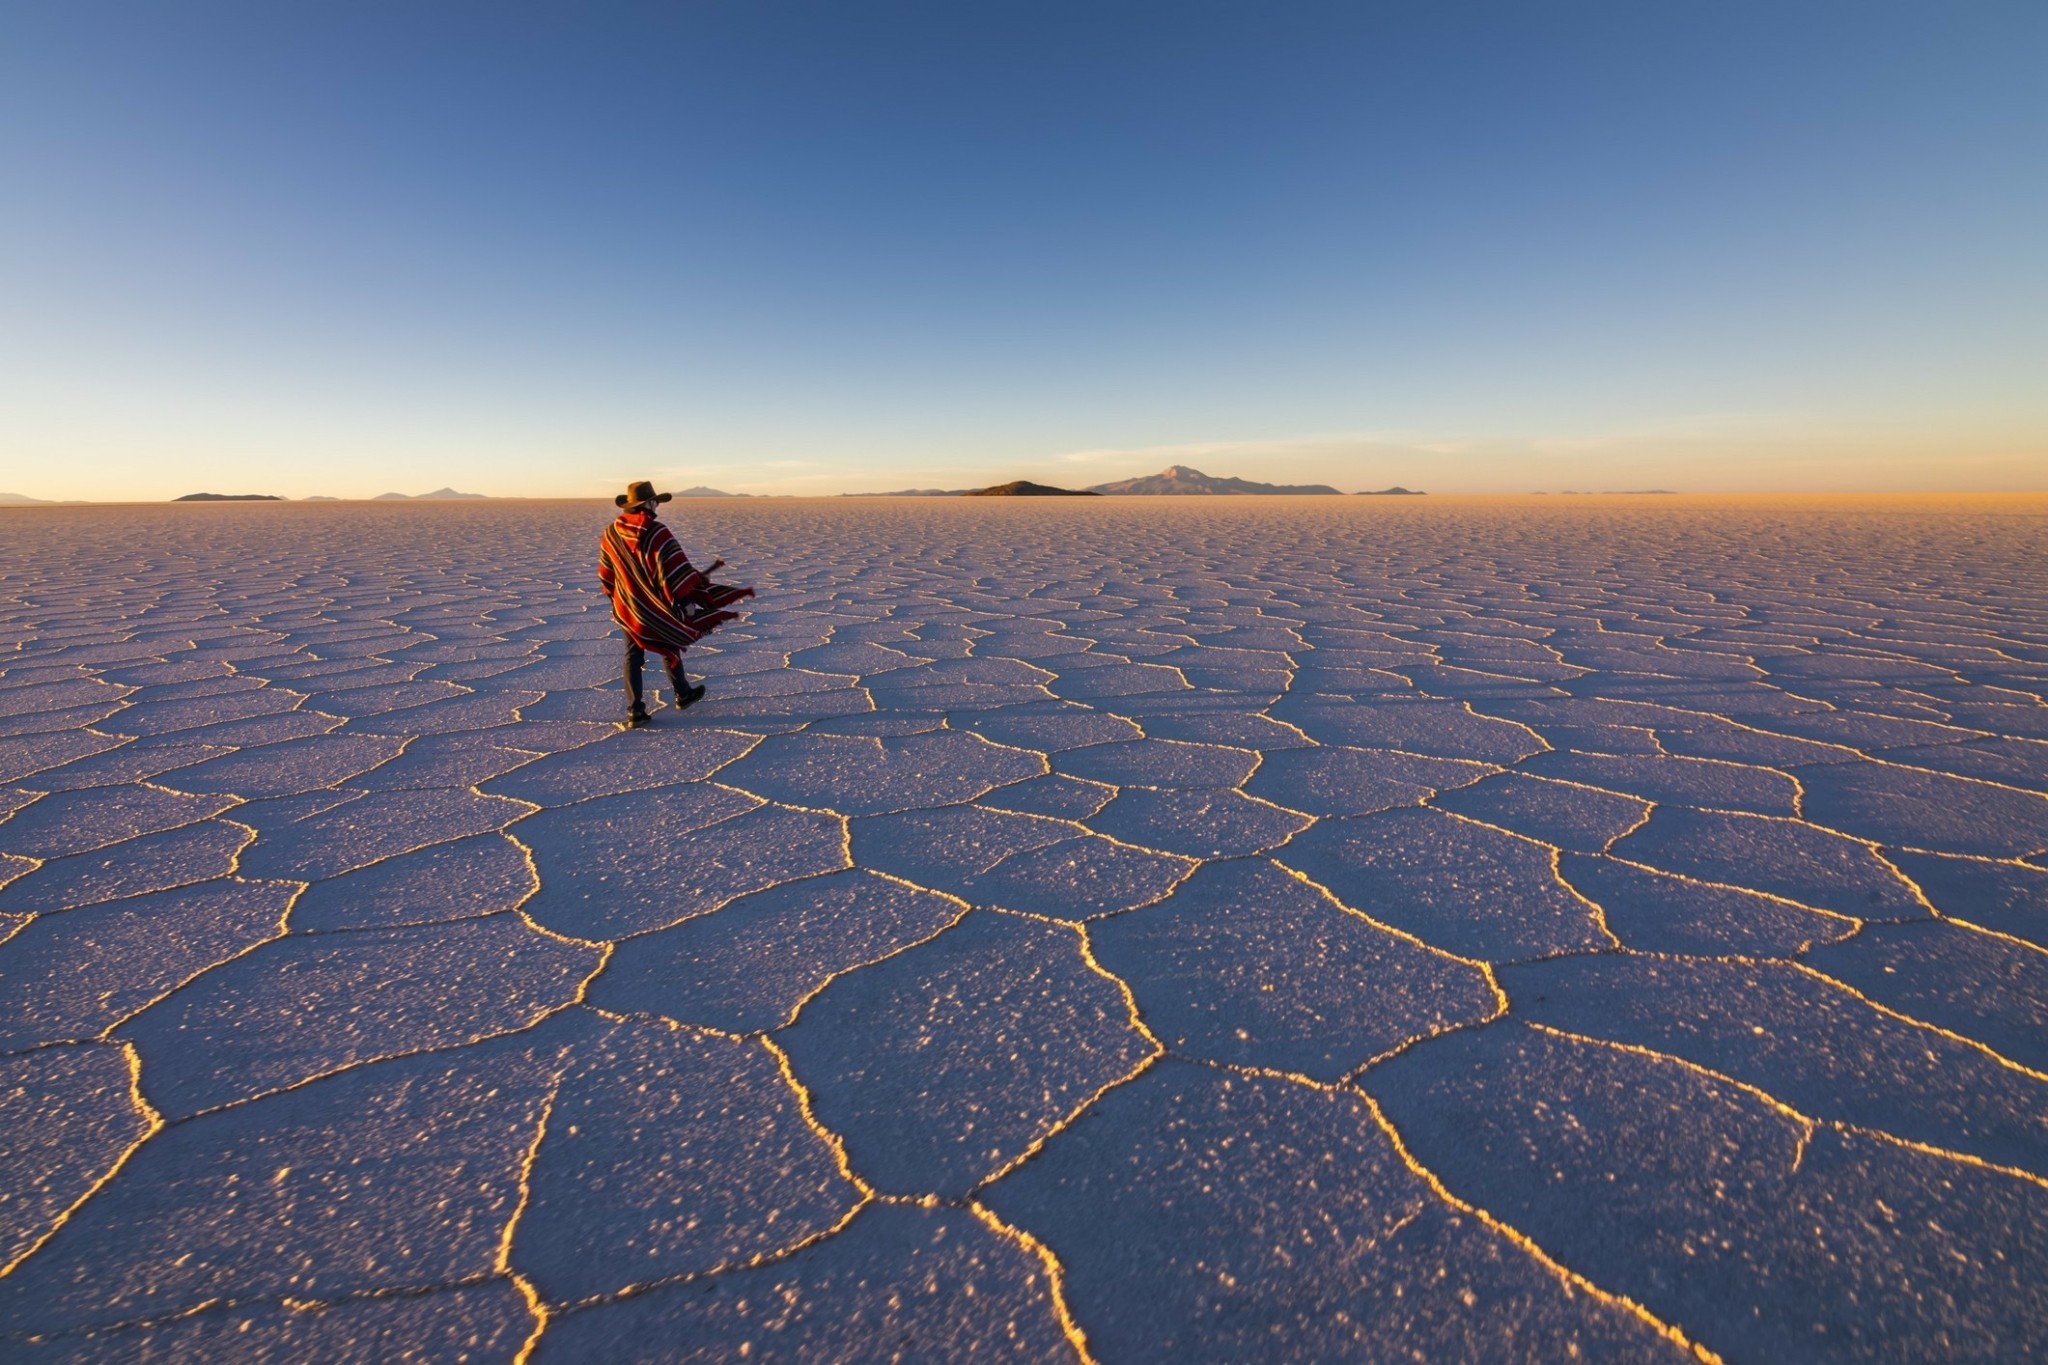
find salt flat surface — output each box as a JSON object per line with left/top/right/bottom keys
{"left": 2, "top": 495, "right": 2046, "bottom": 1362}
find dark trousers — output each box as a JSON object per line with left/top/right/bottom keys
{"left": 624, "top": 641, "right": 687, "bottom": 711}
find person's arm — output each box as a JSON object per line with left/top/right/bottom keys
{"left": 653, "top": 529, "right": 708, "bottom": 603}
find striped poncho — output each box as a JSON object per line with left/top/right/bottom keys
{"left": 597, "top": 509, "right": 754, "bottom": 661}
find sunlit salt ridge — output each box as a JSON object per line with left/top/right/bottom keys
{"left": 0, "top": 496, "right": 2044, "bottom": 1360}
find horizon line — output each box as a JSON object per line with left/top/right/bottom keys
{"left": 10, "top": 488, "right": 2048, "bottom": 506}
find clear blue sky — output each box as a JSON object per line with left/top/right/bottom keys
{"left": 3, "top": 1, "right": 2043, "bottom": 497}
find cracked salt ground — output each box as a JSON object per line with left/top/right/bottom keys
{"left": 534, "top": 1202, "right": 1072, "bottom": 1362}
{"left": 983, "top": 1060, "right": 1687, "bottom": 1362}
{"left": 1365, "top": 1024, "right": 2048, "bottom": 1360}
{"left": 1, "top": 498, "right": 2046, "bottom": 1361}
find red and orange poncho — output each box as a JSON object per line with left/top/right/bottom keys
{"left": 597, "top": 508, "right": 755, "bottom": 664}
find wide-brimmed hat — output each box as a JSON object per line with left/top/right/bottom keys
{"left": 616, "top": 480, "right": 674, "bottom": 508}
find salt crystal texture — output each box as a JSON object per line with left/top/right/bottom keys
{"left": 1, "top": 495, "right": 2045, "bottom": 1359}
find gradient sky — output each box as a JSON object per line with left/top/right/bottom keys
{"left": 3, "top": 1, "right": 2044, "bottom": 499}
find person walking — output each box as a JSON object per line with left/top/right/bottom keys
{"left": 597, "top": 480, "right": 755, "bottom": 728}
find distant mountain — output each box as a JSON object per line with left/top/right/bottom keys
{"left": 1089, "top": 465, "right": 1342, "bottom": 495}
{"left": 373, "top": 488, "right": 487, "bottom": 500}
{"left": 303, "top": 495, "right": 340, "bottom": 501}
{"left": 966, "top": 480, "right": 1100, "bottom": 497}
{"left": 844, "top": 488, "right": 969, "bottom": 497}
{"left": 1356, "top": 486, "right": 1425, "bottom": 496}
{"left": 674, "top": 486, "right": 748, "bottom": 498}
{"left": 0, "top": 492, "right": 53, "bottom": 504}
{"left": 174, "top": 493, "right": 283, "bottom": 501}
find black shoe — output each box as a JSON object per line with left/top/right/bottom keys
{"left": 624, "top": 707, "right": 652, "bottom": 729}
{"left": 672, "top": 681, "right": 707, "bottom": 711}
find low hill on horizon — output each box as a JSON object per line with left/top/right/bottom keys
{"left": 174, "top": 492, "right": 282, "bottom": 501}
{"left": 843, "top": 488, "right": 968, "bottom": 497}
{"left": 965, "top": 480, "right": 1099, "bottom": 496}
{"left": 1357, "top": 486, "right": 1425, "bottom": 496}
{"left": 374, "top": 487, "right": 487, "bottom": 500}
{"left": 1090, "top": 465, "right": 1342, "bottom": 495}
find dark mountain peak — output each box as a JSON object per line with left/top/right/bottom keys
{"left": 1089, "top": 465, "right": 1341, "bottom": 496}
